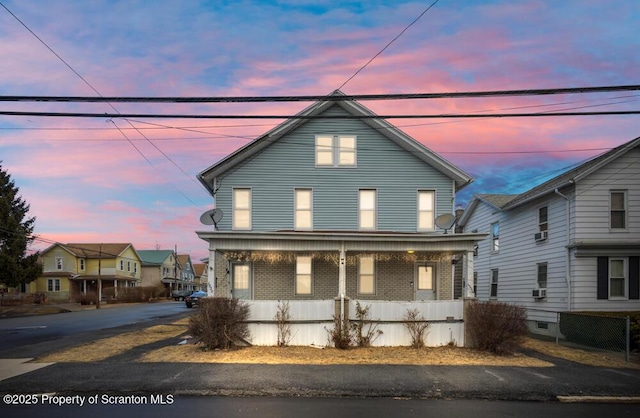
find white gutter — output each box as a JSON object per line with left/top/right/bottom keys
{"left": 554, "top": 189, "right": 571, "bottom": 311}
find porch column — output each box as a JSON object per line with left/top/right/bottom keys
{"left": 207, "top": 247, "right": 216, "bottom": 296}
{"left": 338, "top": 243, "right": 346, "bottom": 297}
{"left": 463, "top": 250, "right": 475, "bottom": 298}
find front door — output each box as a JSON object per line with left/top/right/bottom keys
{"left": 415, "top": 263, "right": 436, "bottom": 300}
{"left": 231, "top": 263, "right": 251, "bottom": 300}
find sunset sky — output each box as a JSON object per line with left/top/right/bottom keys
{"left": 1, "top": 0, "right": 638, "bottom": 261}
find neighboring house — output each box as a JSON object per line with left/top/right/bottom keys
{"left": 35, "top": 243, "right": 142, "bottom": 302}
{"left": 196, "top": 90, "right": 485, "bottom": 303}
{"left": 177, "top": 254, "right": 196, "bottom": 292}
{"left": 138, "top": 249, "right": 178, "bottom": 292}
{"left": 193, "top": 262, "right": 208, "bottom": 291}
{"left": 458, "top": 136, "right": 640, "bottom": 335}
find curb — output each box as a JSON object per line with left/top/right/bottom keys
{"left": 557, "top": 396, "right": 640, "bottom": 404}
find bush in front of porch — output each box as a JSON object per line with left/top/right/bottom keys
{"left": 189, "top": 297, "right": 251, "bottom": 350}
{"left": 466, "top": 301, "right": 528, "bottom": 355}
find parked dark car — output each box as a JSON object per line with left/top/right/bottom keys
{"left": 185, "top": 291, "right": 207, "bottom": 308}
{"left": 171, "top": 289, "right": 192, "bottom": 301}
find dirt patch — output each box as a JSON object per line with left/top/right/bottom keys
{"left": 0, "top": 305, "right": 72, "bottom": 317}
{"left": 33, "top": 318, "right": 638, "bottom": 369}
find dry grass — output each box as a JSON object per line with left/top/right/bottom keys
{"left": 34, "top": 318, "right": 639, "bottom": 370}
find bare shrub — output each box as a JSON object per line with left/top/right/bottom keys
{"left": 275, "top": 300, "right": 292, "bottom": 347}
{"left": 403, "top": 308, "right": 430, "bottom": 348}
{"left": 466, "top": 301, "right": 528, "bottom": 355}
{"left": 189, "top": 297, "right": 250, "bottom": 350}
{"left": 326, "top": 315, "right": 353, "bottom": 349}
{"left": 351, "top": 302, "right": 383, "bottom": 347}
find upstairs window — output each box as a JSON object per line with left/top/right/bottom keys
{"left": 417, "top": 190, "right": 435, "bottom": 231}
{"left": 610, "top": 191, "right": 626, "bottom": 229}
{"left": 315, "top": 135, "right": 356, "bottom": 167}
{"left": 79, "top": 259, "right": 85, "bottom": 271}
{"left": 491, "top": 222, "right": 500, "bottom": 252}
{"left": 538, "top": 206, "right": 548, "bottom": 233}
{"left": 233, "top": 188, "right": 252, "bottom": 230}
{"left": 294, "top": 188, "right": 313, "bottom": 230}
{"left": 359, "top": 189, "right": 377, "bottom": 230}
{"left": 55, "top": 257, "right": 63, "bottom": 270}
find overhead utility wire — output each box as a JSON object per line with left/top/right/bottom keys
{"left": 337, "top": 0, "right": 440, "bottom": 90}
{"left": 2, "top": 110, "right": 639, "bottom": 119}
{"left": 0, "top": 1, "right": 204, "bottom": 195}
{"left": 3, "top": 85, "right": 639, "bottom": 103}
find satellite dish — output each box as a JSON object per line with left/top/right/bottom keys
{"left": 435, "top": 213, "right": 456, "bottom": 234}
{"left": 200, "top": 209, "right": 223, "bottom": 228}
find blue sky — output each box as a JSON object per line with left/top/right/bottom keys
{"left": 0, "top": 0, "right": 638, "bottom": 260}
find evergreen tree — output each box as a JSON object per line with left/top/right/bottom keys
{"left": 0, "top": 162, "right": 42, "bottom": 288}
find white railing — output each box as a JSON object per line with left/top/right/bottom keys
{"left": 244, "top": 299, "right": 464, "bottom": 347}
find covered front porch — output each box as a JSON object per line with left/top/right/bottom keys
{"left": 197, "top": 231, "right": 485, "bottom": 302}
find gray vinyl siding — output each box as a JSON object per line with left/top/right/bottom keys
{"left": 464, "top": 195, "right": 569, "bottom": 314}
{"left": 573, "top": 147, "right": 640, "bottom": 241}
{"left": 215, "top": 105, "right": 454, "bottom": 232}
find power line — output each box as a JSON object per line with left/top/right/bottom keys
{"left": 2, "top": 85, "right": 640, "bottom": 103}
{"left": 2, "top": 110, "right": 639, "bottom": 119}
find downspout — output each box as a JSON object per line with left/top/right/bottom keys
{"left": 554, "top": 189, "right": 571, "bottom": 311}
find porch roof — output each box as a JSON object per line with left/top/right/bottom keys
{"left": 197, "top": 230, "right": 487, "bottom": 252}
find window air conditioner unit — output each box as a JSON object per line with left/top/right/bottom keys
{"left": 534, "top": 231, "right": 548, "bottom": 242}
{"left": 532, "top": 288, "right": 547, "bottom": 299}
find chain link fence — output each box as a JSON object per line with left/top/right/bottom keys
{"left": 556, "top": 312, "right": 631, "bottom": 362}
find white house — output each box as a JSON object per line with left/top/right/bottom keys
{"left": 458, "top": 136, "right": 640, "bottom": 335}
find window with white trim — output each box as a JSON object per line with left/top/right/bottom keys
{"left": 609, "top": 258, "right": 627, "bottom": 298}
{"left": 120, "top": 260, "right": 124, "bottom": 270}
{"left": 233, "top": 188, "right": 252, "bottom": 230}
{"left": 294, "top": 188, "right": 313, "bottom": 230}
{"left": 610, "top": 190, "right": 626, "bottom": 229}
{"left": 315, "top": 135, "right": 356, "bottom": 167}
{"left": 79, "top": 259, "right": 85, "bottom": 271}
{"left": 538, "top": 206, "right": 548, "bottom": 233}
{"left": 417, "top": 190, "right": 435, "bottom": 231}
{"left": 490, "top": 269, "right": 499, "bottom": 298}
{"left": 359, "top": 189, "right": 377, "bottom": 230}
{"left": 55, "top": 257, "right": 63, "bottom": 270}
{"left": 47, "top": 278, "right": 60, "bottom": 292}
{"left": 491, "top": 222, "right": 500, "bottom": 252}
{"left": 358, "top": 256, "right": 375, "bottom": 295}
{"left": 295, "top": 256, "right": 312, "bottom": 295}
{"left": 537, "top": 263, "right": 547, "bottom": 288}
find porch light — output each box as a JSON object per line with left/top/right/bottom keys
{"left": 407, "top": 250, "right": 415, "bottom": 254}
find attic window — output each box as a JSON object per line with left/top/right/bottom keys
{"left": 315, "top": 135, "right": 356, "bottom": 167}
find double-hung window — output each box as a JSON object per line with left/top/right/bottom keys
{"left": 79, "top": 259, "right": 85, "bottom": 271}
{"left": 537, "top": 263, "right": 548, "bottom": 288}
{"left": 294, "top": 188, "right": 313, "bottom": 230}
{"left": 609, "top": 258, "right": 627, "bottom": 298}
{"left": 233, "top": 188, "right": 252, "bottom": 230}
{"left": 490, "top": 269, "right": 499, "bottom": 298}
{"left": 296, "top": 256, "right": 312, "bottom": 295}
{"left": 538, "top": 206, "right": 548, "bottom": 233}
{"left": 358, "top": 256, "right": 375, "bottom": 295}
{"left": 491, "top": 222, "right": 500, "bottom": 252}
{"left": 417, "top": 190, "right": 435, "bottom": 231}
{"left": 315, "top": 135, "right": 356, "bottom": 167}
{"left": 359, "top": 189, "right": 377, "bottom": 230}
{"left": 47, "top": 278, "right": 60, "bottom": 292}
{"left": 55, "top": 257, "right": 63, "bottom": 270}
{"left": 610, "top": 190, "right": 627, "bottom": 229}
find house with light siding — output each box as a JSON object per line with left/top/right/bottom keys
{"left": 35, "top": 243, "right": 142, "bottom": 302}
{"left": 139, "top": 249, "right": 178, "bottom": 291}
{"left": 458, "top": 136, "right": 640, "bottom": 335}
{"left": 196, "top": 91, "right": 486, "bottom": 304}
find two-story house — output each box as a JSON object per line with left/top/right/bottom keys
{"left": 36, "top": 242, "right": 142, "bottom": 302}
{"left": 177, "top": 254, "right": 196, "bottom": 293}
{"left": 139, "top": 249, "right": 178, "bottom": 292}
{"left": 196, "top": 91, "right": 486, "bottom": 305}
{"left": 458, "top": 136, "right": 640, "bottom": 335}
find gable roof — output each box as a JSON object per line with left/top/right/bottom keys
{"left": 502, "top": 135, "right": 640, "bottom": 210}
{"left": 43, "top": 243, "right": 137, "bottom": 259}
{"left": 138, "top": 250, "right": 174, "bottom": 266}
{"left": 197, "top": 90, "right": 474, "bottom": 192}
{"left": 459, "top": 135, "right": 640, "bottom": 226}
{"left": 193, "top": 263, "right": 206, "bottom": 276}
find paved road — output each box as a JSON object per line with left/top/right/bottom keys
{"left": 2, "top": 397, "right": 640, "bottom": 418}
{"left": 0, "top": 301, "right": 189, "bottom": 356}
